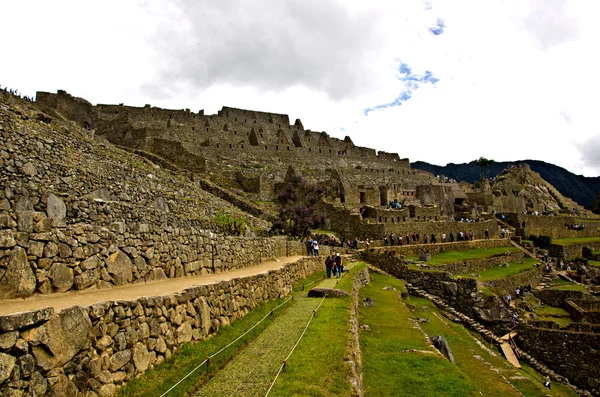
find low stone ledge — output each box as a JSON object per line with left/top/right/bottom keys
{"left": 0, "top": 307, "right": 54, "bottom": 332}
{"left": 307, "top": 287, "right": 350, "bottom": 298}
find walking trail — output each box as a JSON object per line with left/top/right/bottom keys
{"left": 195, "top": 263, "right": 356, "bottom": 397}
{"left": 0, "top": 255, "right": 304, "bottom": 317}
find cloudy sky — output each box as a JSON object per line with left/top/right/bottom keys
{"left": 2, "top": 0, "right": 599, "bottom": 176}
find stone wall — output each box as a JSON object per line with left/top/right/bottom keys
{"left": 0, "top": 212, "right": 322, "bottom": 298}
{"left": 506, "top": 214, "right": 600, "bottom": 239}
{"left": 549, "top": 241, "right": 600, "bottom": 260}
{"left": 566, "top": 300, "right": 600, "bottom": 324}
{"left": 361, "top": 252, "right": 481, "bottom": 318}
{"left": 481, "top": 267, "right": 543, "bottom": 293}
{"left": 518, "top": 325, "right": 600, "bottom": 395}
{"left": 533, "top": 289, "right": 588, "bottom": 308}
{"left": 371, "top": 238, "right": 510, "bottom": 257}
{"left": 0, "top": 256, "right": 324, "bottom": 396}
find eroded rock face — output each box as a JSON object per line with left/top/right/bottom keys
{"left": 0, "top": 307, "right": 54, "bottom": 332}
{"left": 308, "top": 287, "right": 350, "bottom": 298}
{"left": 0, "top": 246, "right": 36, "bottom": 299}
{"left": 31, "top": 307, "right": 92, "bottom": 370}
{"left": 431, "top": 335, "right": 455, "bottom": 363}
{"left": 106, "top": 250, "right": 133, "bottom": 286}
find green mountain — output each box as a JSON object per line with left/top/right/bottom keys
{"left": 411, "top": 159, "right": 600, "bottom": 210}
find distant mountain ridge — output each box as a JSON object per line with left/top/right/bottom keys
{"left": 411, "top": 159, "right": 600, "bottom": 210}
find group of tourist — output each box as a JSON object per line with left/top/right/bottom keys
{"left": 383, "top": 230, "right": 479, "bottom": 246}
{"left": 324, "top": 254, "right": 344, "bottom": 278}
{"left": 304, "top": 238, "right": 320, "bottom": 256}
{"left": 1, "top": 85, "right": 34, "bottom": 102}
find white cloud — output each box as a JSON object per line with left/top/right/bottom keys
{"left": 1, "top": 0, "right": 599, "bottom": 177}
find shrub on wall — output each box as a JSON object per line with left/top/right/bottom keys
{"left": 215, "top": 212, "right": 247, "bottom": 236}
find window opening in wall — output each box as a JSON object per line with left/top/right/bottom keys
{"left": 276, "top": 145, "right": 279, "bottom": 150}
{"left": 319, "top": 148, "right": 322, "bottom": 153}
{"left": 206, "top": 128, "right": 209, "bottom": 132}
{"left": 241, "top": 144, "right": 244, "bottom": 149}
{"left": 235, "top": 117, "right": 237, "bottom": 121}
{"left": 192, "top": 127, "right": 195, "bottom": 131}
{"left": 229, "top": 144, "right": 232, "bottom": 149}
{"left": 403, "top": 217, "right": 406, "bottom": 222}
{"left": 308, "top": 148, "right": 312, "bottom": 152}
{"left": 385, "top": 217, "right": 387, "bottom": 222}
{"left": 234, "top": 130, "right": 237, "bottom": 135}
{"left": 329, "top": 149, "right": 332, "bottom": 153}
{"left": 397, "top": 217, "right": 400, "bottom": 223}
{"left": 360, "top": 192, "right": 366, "bottom": 203}
{"left": 216, "top": 143, "right": 220, "bottom": 148}
{"left": 287, "top": 146, "right": 290, "bottom": 151}
{"left": 245, "top": 119, "right": 247, "bottom": 122}
{"left": 265, "top": 145, "right": 268, "bottom": 150}
{"left": 435, "top": 216, "right": 438, "bottom": 221}
{"left": 379, "top": 216, "right": 382, "bottom": 223}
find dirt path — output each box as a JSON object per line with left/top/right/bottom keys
{"left": 0, "top": 256, "right": 305, "bottom": 317}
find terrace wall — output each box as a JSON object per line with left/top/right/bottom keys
{"left": 0, "top": 257, "right": 323, "bottom": 396}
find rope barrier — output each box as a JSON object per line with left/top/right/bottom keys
{"left": 264, "top": 295, "right": 327, "bottom": 396}
{"left": 160, "top": 296, "right": 293, "bottom": 397}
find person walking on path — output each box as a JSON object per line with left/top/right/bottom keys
{"left": 325, "top": 255, "right": 334, "bottom": 278}
{"left": 334, "top": 253, "right": 343, "bottom": 278}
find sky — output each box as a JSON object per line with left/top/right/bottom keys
{"left": 1, "top": 0, "right": 599, "bottom": 177}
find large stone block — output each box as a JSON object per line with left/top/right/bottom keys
{"left": 46, "top": 193, "right": 66, "bottom": 224}
{"left": 49, "top": 263, "right": 74, "bottom": 292}
{"left": 0, "top": 246, "right": 36, "bottom": 298}
{"left": 0, "top": 307, "right": 54, "bottom": 332}
{"left": 31, "top": 306, "right": 92, "bottom": 370}
{"left": 106, "top": 250, "right": 133, "bottom": 286}
{"left": 74, "top": 268, "right": 100, "bottom": 290}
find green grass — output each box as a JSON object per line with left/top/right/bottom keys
{"left": 456, "top": 257, "right": 539, "bottom": 281}
{"left": 360, "top": 273, "right": 479, "bottom": 396}
{"left": 407, "top": 246, "right": 519, "bottom": 265}
{"left": 266, "top": 264, "right": 366, "bottom": 396}
{"left": 118, "top": 272, "right": 327, "bottom": 397}
{"left": 535, "top": 305, "right": 570, "bottom": 316}
{"left": 551, "top": 284, "right": 586, "bottom": 292}
{"left": 407, "top": 295, "right": 578, "bottom": 396}
{"left": 588, "top": 260, "right": 600, "bottom": 267}
{"left": 551, "top": 237, "right": 600, "bottom": 246}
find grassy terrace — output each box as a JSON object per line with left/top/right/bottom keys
{"left": 551, "top": 237, "right": 600, "bottom": 246}
{"left": 118, "top": 270, "right": 330, "bottom": 397}
{"left": 408, "top": 296, "right": 578, "bottom": 396}
{"left": 360, "top": 273, "right": 479, "bottom": 396}
{"left": 534, "top": 305, "right": 574, "bottom": 328}
{"left": 588, "top": 259, "right": 600, "bottom": 267}
{"left": 407, "top": 246, "right": 519, "bottom": 265}
{"left": 266, "top": 263, "right": 362, "bottom": 396}
{"left": 455, "top": 257, "right": 539, "bottom": 281}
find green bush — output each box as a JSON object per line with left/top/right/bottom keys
{"left": 214, "top": 212, "right": 247, "bottom": 236}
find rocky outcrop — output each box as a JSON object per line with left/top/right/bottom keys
{"left": 308, "top": 287, "right": 350, "bottom": 298}
{"left": 431, "top": 335, "right": 455, "bottom": 363}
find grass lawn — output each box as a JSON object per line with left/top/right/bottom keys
{"left": 456, "top": 257, "right": 539, "bottom": 281}
{"left": 551, "top": 284, "right": 587, "bottom": 292}
{"left": 535, "top": 305, "right": 570, "bottom": 317}
{"left": 118, "top": 271, "right": 327, "bottom": 397}
{"left": 551, "top": 237, "right": 600, "bottom": 246}
{"left": 360, "top": 273, "right": 479, "bottom": 396}
{"left": 588, "top": 260, "right": 600, "bottom": 267}
{"left": 407, "top": 246, "right": 519, "bottom": 265}
{"left": 267, "top": 263, "right": 366, "bottom": 396}
{"left": 408, "top": 296, "right": 578, "bottom": 397}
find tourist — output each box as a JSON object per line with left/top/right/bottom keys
{"left": 384, "top": 236, "right": 388, "bottom": 246}
{"left": 335, "top": 253, "right": 343, "bottom": 278}
{"left": 485, "top": 229, "right": 489, "bottom": 239}
{"left": 325, "top": 255, "right": 334, "bottom": 278}
{"left": 543, "top": 375, "right": 551, "bottom": 390}
{"left": 366, "top": 238, "right": 370, "bottom": 250}
{"left": 305, "top": 238, "right": 313, "bottom": 256}
{"left": 313, "top": 240, "right": 319, "bottom": 256}
{"left": 442, "top": 233, "right": 446, "bottom": 243}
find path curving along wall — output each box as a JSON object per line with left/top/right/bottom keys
{"left": 0, "top": 256, "right": 324, "bottom": 396}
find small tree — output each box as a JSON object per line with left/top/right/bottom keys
{"left": 271, "top": 176, "right": 333, "bottom": 238}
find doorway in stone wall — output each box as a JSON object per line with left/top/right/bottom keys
{"left": 379, "top": 186, "right": 388, "bottom": 206}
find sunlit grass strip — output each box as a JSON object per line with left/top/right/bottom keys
{"left": 360, "top": 273, "right": 478, "bottom": 396}
{"left": 551, "top": 237, "right": 600, "bottom": 246}
{"left": 407, "top": 246, "right": 519, "bottom": 265}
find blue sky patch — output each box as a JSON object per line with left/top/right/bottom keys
{"left": 363, "top": 61, "right": 439, "bottom": 116}
{"left": 429, "top": 18, "right": 446, "bottom": 35}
